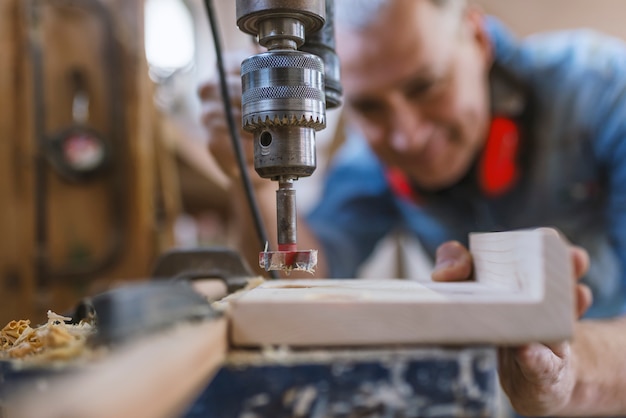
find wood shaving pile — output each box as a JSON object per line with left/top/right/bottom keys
{"left": 0, "top": 310, "right": 95, "bottom": 362}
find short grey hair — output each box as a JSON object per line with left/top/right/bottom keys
{"left": 335, "top": 0, "right": 466, "bottom": 30}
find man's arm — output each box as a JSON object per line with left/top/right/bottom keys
{"left": 561, "top": 318, "right": 626, "bottom": 415}
{"left": 529, "top": 40, "right": 626, "bottom": 416}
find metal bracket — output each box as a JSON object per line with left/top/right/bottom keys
{"left": 152, "top": 247, "right": 256, "bottom": 294}
{"left": 73, "top": 248, "right": 255, "bottom": 345}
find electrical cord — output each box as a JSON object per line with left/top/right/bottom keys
{"left": 204, "top": 0, "right": 278, "bottom": 279}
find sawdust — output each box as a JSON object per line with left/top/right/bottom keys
{"left": 0, "top": 310, "right": 96, "bottom": 364}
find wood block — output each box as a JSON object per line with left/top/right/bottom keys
{"left": 229, "top": 228, "right": 574, "bottom": 347}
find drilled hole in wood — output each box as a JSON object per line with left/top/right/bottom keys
{"left": 275, "top": 285, "right": 313, "bottom": 289}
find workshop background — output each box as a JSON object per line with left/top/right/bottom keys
{"left": 0, "top": 0, "right": 624, "bottom": 326}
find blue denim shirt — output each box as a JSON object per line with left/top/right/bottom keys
{"left": 307, "top": 17, "right": 626, "bottom": 319}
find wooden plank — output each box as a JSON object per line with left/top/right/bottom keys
{"left": 0, "top": 0, "right": 38, "bottom": 325}
{"left": 229, "top": 228, "right": 574, "bottom": 347}
{"left": 0, "top": 0, "right": 21, "bottom": 320}
{"left": 6, "top": 318, "right": 228, "bottom": 418}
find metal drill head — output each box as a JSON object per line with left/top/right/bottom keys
{"left": 259, "top": 249, "right": 318, "bottom": 274}
{"left": 241, "top": 50, "right": 325, "bottom": 180}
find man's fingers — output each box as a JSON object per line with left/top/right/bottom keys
{"left": 570, "top": 246, "right": 590, "bottom": 280}
{"left": 198, "top": 76, "right": 242, "bottom": 102}
{"left": 198, "top": 82, "right": 215, "bottom": 101}
{"left": 201, "top": 104, "right": 242, "bottom": 132}
{"left": 569, "top": 246, "right": 592, "bottom": 318}
{"left": 499, "top": 343, "right": 574, "bottom": 416}
{"left": 431, "top": 241, "right": 473, "bottom": 282}
{"left": 576, "top": 283, "right": 593, "bottom": 318}
{"left": 514, "top": 343, "right": 567, "bottom": 381}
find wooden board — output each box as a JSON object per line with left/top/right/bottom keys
{"left": 6, "top": 318, "right": 228, "bottom": 418}
{"left": 229, "top": 228, "right": 574, "bottom": 347}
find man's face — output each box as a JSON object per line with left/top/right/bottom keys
{"left": 337, "top": 0, "right": 492, "bottom": 191}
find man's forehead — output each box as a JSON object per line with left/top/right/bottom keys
{"left": 337, "top": 6, "right": 457, "bottom": 99}
{"left": 335, "top": 0, "right": 447, "bottom": 30}
{"left": 335, "top": 0, "right": 465, "bottom": 27}
{"left": 334, "top": 0, "right": 391, "bottom": 30}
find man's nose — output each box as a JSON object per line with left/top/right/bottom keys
{"left": 389, "top": 97, "right": 432, "bottom": 152}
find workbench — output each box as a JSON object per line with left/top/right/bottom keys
{"left": 1, "top": 333, "right": 498, "bottom": 418}
{"left": 1, "top": 229, "right": 574, "bottom": 417}
{"left": 185, "top": 346, "right": 497, "bottom": 418}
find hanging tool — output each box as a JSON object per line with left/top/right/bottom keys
{"left": 27, "top": 0, "right": 127, "bottom": 286}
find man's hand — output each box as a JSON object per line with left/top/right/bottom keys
{"left": 198, "top": 49, "right": 259, "bottom": 184}
{"left": 432, "top": 240, "right": 594, "bottom": 416}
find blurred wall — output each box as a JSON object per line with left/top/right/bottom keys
{"left": 476, "top": 0, "right": 626, "bottom": 40}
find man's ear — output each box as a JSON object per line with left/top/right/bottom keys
{"left": 465, "top": 6, "right": 493, "bottom": 66}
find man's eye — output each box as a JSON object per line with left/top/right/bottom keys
{"left": 405, "top": 80, "right": 436, "bottom": 99}
{"left": 352, "top": 100, "right": 384, "bottom": 115}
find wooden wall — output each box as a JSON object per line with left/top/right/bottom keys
{"left": 0, "top": 0, "right": 177, "bottom": 325}
{"left": 476, "top": 0, "right": 626, "bottom": 40}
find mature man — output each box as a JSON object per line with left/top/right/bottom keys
{"left": 200, "top": 0, "right": 626, "bottom": 415}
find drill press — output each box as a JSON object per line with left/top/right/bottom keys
{"left": 236, "top": 0, "right": 341, "bottom": 273}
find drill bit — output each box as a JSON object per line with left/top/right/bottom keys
{"left": 259, "top": 178, "right": 318, "bottom": 274}
{"left": 259, "top": 247, "right": 318, "bottom": 274}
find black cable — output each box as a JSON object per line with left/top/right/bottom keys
{"left": 204, "top": 0, "right": 278, "bottom": 279}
